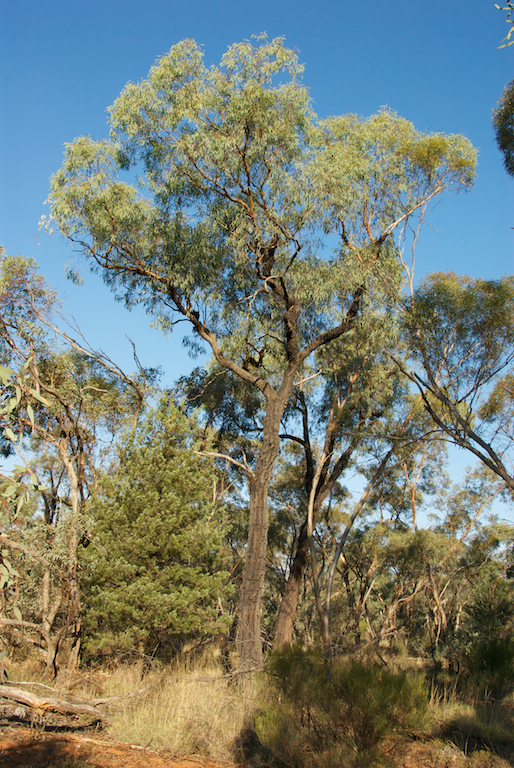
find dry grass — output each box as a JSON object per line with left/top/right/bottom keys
{"left": 425, "top": 680, "right": 514, "bottom": 763}
{"left": 6, "top": 650, "right": 259, "bottom": 761}
{"left": 102, "top": 657, "right": 258, "bottom": 758}
{"left": 6, "top": 652, "right": 514, "bottom": 766}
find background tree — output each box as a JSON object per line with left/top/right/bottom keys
{"left": 81, "top": 399, "right": 232, "bottom": 659}
{"left": 0, "top": 252, "right": 147, "bottom": 673}
{"left": 48, "top": 36, "right": 476, "bottom": 668}
{"left": 399, "top": 272, "right": 514, "bottom": 493}
{"left": 493, "top": 80, "right": 514, "bottom": 178}
{"left": 450, "top": 541, "right": 514, "bottom": 697}
{"left": 493, "top": 4, "right": 514, "bottom": 178}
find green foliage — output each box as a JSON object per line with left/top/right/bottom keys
{"left": 0, "top": 547, "right": 21, "bottom": 650}
{"left": 452, "top": 565, "right": 514, "bottom": 698}
{"left": 493, "top": 79, "right": 514, "bottom": 178}
{"left": 402, "top": 271, "right": 514, "bottom": 488}
{"left": 480, "top": 372, "right": 514, "bottom": 423}
{"left": 406, "top": 272, "right": 514, "bottom": 391}
{"left": 0, "top": 251, "right": 143, "bottom": 489}
{"left": 0, "top": 250, "right": 150, "bottom": 671}
{"left": 48, "top": 36, "right": 476, "bottom": 373}
{"left": 0, "top": 248, "right": 57, "bottom": 355}
{"left": 255, "top": 646, "right": 428, "bottom": 767}
{"left": 46, "top": 36, "right": 477, "bottom": 667}
{"left": 81, "top": 399, "right": 233, "bottom": 658}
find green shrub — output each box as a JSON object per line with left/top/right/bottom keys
{"left": 463, "top": 636, "right": 514, "bottom": 699}
{"left": 450, "top": 568, "right": 514, "bottom": 699}
{"left": 81, "top": 400, "right": 233, "bottom": 660}
{"left": 255, "top": 646, "right": 428, "bottom": 768}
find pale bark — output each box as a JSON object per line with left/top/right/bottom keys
{"left": 0, "top": 685, "right": 110, "bottom": 723}
{"left": 307, "top": 453, "right": 331, "bottom": 661}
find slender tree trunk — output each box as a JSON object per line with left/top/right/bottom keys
{"left": 65, "top": 522, "right": 82, "bottom": 673}
{"left": 60, "top": 442, "right": 83, "bottom": 672}
{"left": 273, "top": 410, "right": 359, "bottom": 651}
{"left": 273, "top": 487, "right": 330, "bottom": 650}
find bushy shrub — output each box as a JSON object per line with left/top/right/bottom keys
{"left": 462, "top": 636, "right": 514, "bottom": 699}
{"left": 81, "top": 400, "right": 233, "bottom": 660}
{"left": 255, "top": 646, "right": 428, "bottom": 767}
{"left": 450, "top": 567, "right": 514, "bottom": 699}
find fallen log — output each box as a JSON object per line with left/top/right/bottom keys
{"left": 0, "top": 685, "right": 111, "bottom": 724}
{"left": 0, "top": 704, "right": 30, "bottom": 721}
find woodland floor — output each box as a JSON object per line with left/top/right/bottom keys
{"left": 0, "top": 726, "right": 239, "bottom": 768}
{"left": 0, "top": 725, "right": 512, "bottom": 768}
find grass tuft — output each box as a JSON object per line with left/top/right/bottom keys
{"left": 99, "top": 655, "right": 257, "bottom": 759}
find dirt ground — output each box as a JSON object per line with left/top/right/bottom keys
{"left": 0, "top": 726, "right": 240, "bottom": 768}
{"left": 0, "top": 726, "right": 511, "bottom": 768}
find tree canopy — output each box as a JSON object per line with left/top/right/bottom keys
{"left": 0, "top": 251, "right": 148, "bottom": 671}
{"left": 493, "top": 79, "right": 514, "bottom": 178}
{"left": 401, "top": 271, "right": 514, "bottom": 491}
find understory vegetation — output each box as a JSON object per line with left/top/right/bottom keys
{"left": 6, "top": 646, "right": 514, "bottom": 767}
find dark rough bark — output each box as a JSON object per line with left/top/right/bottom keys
{"left": 235, "top": 387, "right": 295, "bottom": 669}
{"left": 273, "top": 521, "right": 309, "bottom": 649}
{"left": 273, "top": 431, "right": 359, "bottom": 650}
{"left": 235, "top": 475, "right": 270, "bottom": 669}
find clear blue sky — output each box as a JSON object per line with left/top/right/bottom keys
{"left": 0, "top": 0, "right": 512, "bottom": 385}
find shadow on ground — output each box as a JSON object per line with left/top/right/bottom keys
{"left": 435, "top": 704, "right": 514, "bottom": 767}
{"left": 0, "top": 736, "right": 89, "bottom": 767}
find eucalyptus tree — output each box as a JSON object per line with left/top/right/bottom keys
{"left": 493, "top": 79, "right": 514, "bottom": 178}
{"left": 271, "top": 311, "right": 403, "bottom": 649}
{"left": 363, "top": 459, "right": 506, "bottom": 655}
{"left": 48, "top": 36, "right": 476, "bottom": 668}
{"left": 400, "top": 272, "right": 514, "bottom": 493}
{"left": 492, "top": 3, "right": 514, "bottom": 180}
{"left": 178, "top": 318, "right": 402, "bottom": 651}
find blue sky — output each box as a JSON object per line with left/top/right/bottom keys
{"left": 0, "top": 0, "right": 512, "bottom": 387}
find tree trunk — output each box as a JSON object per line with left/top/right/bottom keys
{"left": 273, "top": 521, "right": 309, "bottom": 649}
{"left": 60, "top": 442, "right": 83, "bottom": 672}
{"left": 273, "top": 423, "right": 359, "bottom": 651}
{"left": 67, "top": 618, "right": 82, "bottom": 672}
{"left": 236, "top": 392, "right": 291, "bottom": 670}
{"left": 236, "top": 475, "right": 269, "bottom": 669}
{"left": 0, "top": 686, "right": 110, "bottom": 723}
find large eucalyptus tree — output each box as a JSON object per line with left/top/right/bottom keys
{"left": 48, "top": 36, "right": 476, "bottom": 668}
